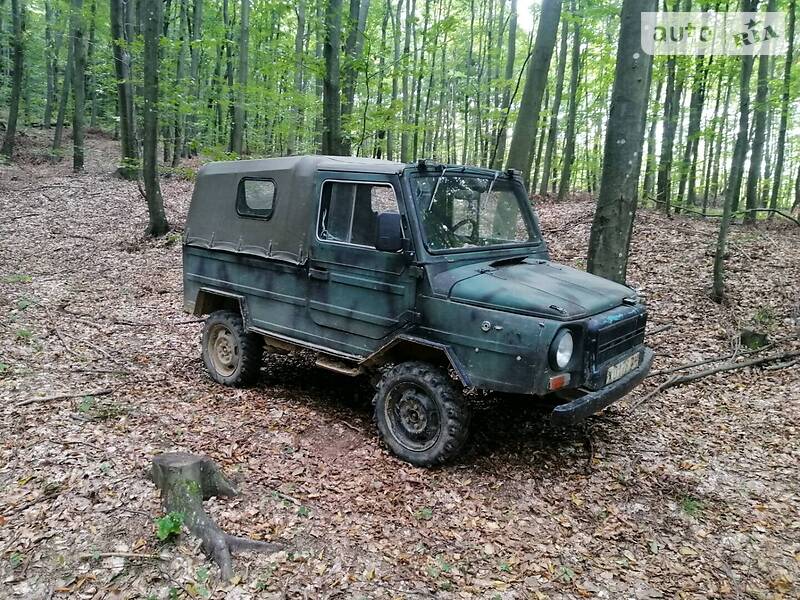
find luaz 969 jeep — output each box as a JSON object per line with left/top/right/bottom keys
{"left": 182, "top": 156, "right": 654, "bottom": 466}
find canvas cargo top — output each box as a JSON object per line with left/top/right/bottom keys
{"left": 185, "top": 155, "right": 405, "bottom": 264}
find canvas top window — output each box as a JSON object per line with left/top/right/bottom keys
{"left": 237, "top": 178, "right": 276, "bottom": 219}
{"left": 317, "top": 181, "right": 399, "bottom": 248}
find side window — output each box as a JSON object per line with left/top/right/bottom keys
{"left": 237, "top": 178, "right": 276, "bottom": 219}
{"left": 318, "top": 181, "right": 398, "bottom": 247}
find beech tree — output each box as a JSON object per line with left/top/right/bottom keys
{"left": 71, "top": 0, "right": 86, "bottom": 171}
{"left": 322, "top": 0, "right": 345, "bottom": 155}
{"left": 770, "top": 0, "right": 795, "bottom": 215}
{"left": 110, "top": 0, "right": 138, "bottom": 178}
{"left": 586, "top": 0, "right": 655, "bottom": 283}
{"left": 505, "top": 0, "right": 562, "bottom": 181}
{"left": 1, "top": 0, "right": 24, "bottom": 159}
{"left": 142, "top": 0, "right": 169, "bottom": 236}
{"left": 230, "top": 0, "right": 249, "bottom": 155}
{"left": 713, "top": 0, "right": 756, "bottom": 302}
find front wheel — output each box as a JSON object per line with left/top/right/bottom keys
{"left": 373, "top": 361, "right": 471, "bottom": 467}
{"left": 201, "top": 310, "right": 263, "bottom": 387}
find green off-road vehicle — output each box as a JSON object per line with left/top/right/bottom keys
{"left": 183, "top": 156, "right": 653, "bottom": 466}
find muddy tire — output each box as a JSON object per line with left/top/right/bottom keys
{"left": 373, "top": 361, "right": 471, "bottom": 467}
{"left": 201, "top": 310, "right": 262, "bottom": 387}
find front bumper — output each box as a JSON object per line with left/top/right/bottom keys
{"left": 550, "top": 347, "right": 654, "bottom": 426}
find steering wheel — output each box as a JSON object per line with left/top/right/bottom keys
{"left": 450, "top": 218, "right": 477, "bottom": 239}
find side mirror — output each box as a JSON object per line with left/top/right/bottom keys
{"left": 375, "top": 212, "right": 403, "bottom": 252}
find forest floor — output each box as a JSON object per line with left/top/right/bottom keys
{"left": 1, "top": 130, "right": 799, "bottom": 600}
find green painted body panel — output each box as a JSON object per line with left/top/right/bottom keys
{"left": 183, "top": 156, "right": 649, "bottom": 398}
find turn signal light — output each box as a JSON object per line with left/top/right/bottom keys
{"left": 548, "top": 373, "right": 571, "bottom": 391}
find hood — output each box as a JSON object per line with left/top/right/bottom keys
{"left": 433, "top": 259, "right": 634, "bottom": 320}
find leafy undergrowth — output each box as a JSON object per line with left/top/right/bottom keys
{"left": 1, "top": 130, "right": 798, "bottom": 599}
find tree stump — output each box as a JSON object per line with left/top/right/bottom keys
{"left": 151, "top": 452, "right": 280, "bottom": 580}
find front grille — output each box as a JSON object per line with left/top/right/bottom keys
{"left": 596, "top": 318, "right": 646, "bottom": 364}
{"left": 585, "top": 306, "right": 647, "bottom": 372}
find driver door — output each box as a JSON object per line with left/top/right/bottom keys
{"left": 306, "top": 174, "right": 418, "bottom": 356}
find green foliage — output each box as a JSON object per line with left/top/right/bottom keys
{"left": 0, "top": 363, "right": 10, "bottom": 377}
{"left": 2, "top": 274, "right": 32, "bottom": 284}
{"left": 680, "top": 496, "right": 702, "bottom": 517}
{"left": 16, "top": 297, "right": 34, "bottom": 310}
{"left": 15, "top": 328, "right": 33, "bottom": 341}
{"left": 9, "top": 552, "right": 23, "bottom": 569}
{"left": 77, "top": 395, "right": 95, "bottom": 413}
{"left": 753, "top": 307, "right": 776, "bottom": 328}
{"left": 296, "top": 505, "right": 310, "bottom": 518}
{"left": 155, "top": 511, "right": 184, "bottom": 541}
{"left": 414, "top": 507, "right": 434, "bottom": 521}
{"left": 77, "top": 396, "right": 129, "bottom": 420}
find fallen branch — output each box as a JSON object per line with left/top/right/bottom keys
{"left": 645, "top": 197, "right": 800, "bottom": 226}
{"left": 647, "top": 343, "right": 774, "bottom": 378}
{"left": 631, "top": 349, "right": 800, "bottom": 412}
{"left": 79, "top": 552, "right": 164, "bottom": 561}
{"left": 15, "top": 388, "right": 112, "bottom": 408}
{"left": 731, "top": 208, "right": 800, "bottom": 226}
{"left": 647, "top": 323, "right": 673, "bottom": 336}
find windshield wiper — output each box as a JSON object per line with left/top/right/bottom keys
{"left": 428, "top": 166, "right": 449, "bottom": 211}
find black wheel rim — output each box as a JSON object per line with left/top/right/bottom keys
{"left": 384, "top": 382, "right": 442, "bottom": 452}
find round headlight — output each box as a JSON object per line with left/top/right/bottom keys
{"left": 550, "top": 330, "right": 574, "bottom": 370}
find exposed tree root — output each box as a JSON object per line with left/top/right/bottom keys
{"left": 150, "top": 452, "right": 281, "bottom": 580}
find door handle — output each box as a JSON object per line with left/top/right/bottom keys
{"left": 309, "top": 267, "right": 329, "bottom": 281}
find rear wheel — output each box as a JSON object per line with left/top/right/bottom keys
{"left": 201, "top": 310, "right": 262, "bottom": 387}
{"left": 373, "top": 361, "right": 471, "bottom": 467}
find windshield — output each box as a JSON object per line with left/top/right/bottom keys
{"left": 411, "top": 172, "right": 538, "bottom": 252}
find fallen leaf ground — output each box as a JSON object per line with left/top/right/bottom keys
{"left": 1, "top": 131, "right": 798, "bottom": 600}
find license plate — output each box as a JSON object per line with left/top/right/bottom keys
{"left": 606, "top": 353, "right": 640, "bottom": 385}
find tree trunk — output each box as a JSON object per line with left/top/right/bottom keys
{"left": 1, "top": 0, "right": 23, "bottom": 159}
{"left": 88, "top": 0, "right": 99, "bottom": 128}
{"left": 52, "top": 35, "right": 73, "bottom": 156}
{"left": 793, "top": 165, "right": 800, "bottom": 214}
{"left": 557, "top": 5, "right": 580, "bottom": 201}
{"left": 401, "top": 0, "right": 415, "bottom": 162}
{"left": 642, "top": 75, "right": 664, "bottom": 203}
{"left": 322, "top": 0, "right": 344, "bottom": 155}
{"left": 506, "top": 0, "right": 562, "bottom": 184}
{"left": 656, "top": 54, "right": 679, "bottom": 215}
{"left": 491, "top": 0, "right": 516, "bottom": 169}
{"left": 539, "top": 14, "right": 568, "bottom": 195}
{"left": 186, "top": 0, "right": 203, "bottom": 156}
{"left": 708, "top": 63, "right": 733, "bottom": 212}
{"left": 411, "top": 0, "right": 430, "bottom": 160}
{"left": 142, "top": 0, "right": 169, "bottom": 237}
{"left": 341, "top": 0, "right": 370, "bottom": 154}
{"left": 712, "top": 0, "right": 755, "bottom": 302}
{"left": 586, "top": 0, "right": 655, "bottom": 283}
{"left": 287, "top": 0, "right": 306, "bottom": 155}
{"left": 742, "top": 0, "right": 776, "bottom": 224}
{"left": 230, "top": 0, "right": 249, "bottom": 155}
{"left": 44, "top": 0, "right": 54, "bottom": 129}
{"left": 769, "top": 0, "right": 795, "bottom": 213}
{"left": 530, "top": 86, "right": 549, "bottom": 192}
{"left": 171, "top": 0, "right": 188, "bottom": 166}
{"left": 223, "top": 0, "right": 235, "bottom": 149}
{"left": 676, "top": 55, "right": 710, "bottom": 210}
{"left": 110, "top": 0, "right": 139, "bottom": 178}
{"left": 71, "top": 0, "right": 86, "bottom": 172}
{"left": 387, "top": 0, "right": 402, "bottom": 161}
